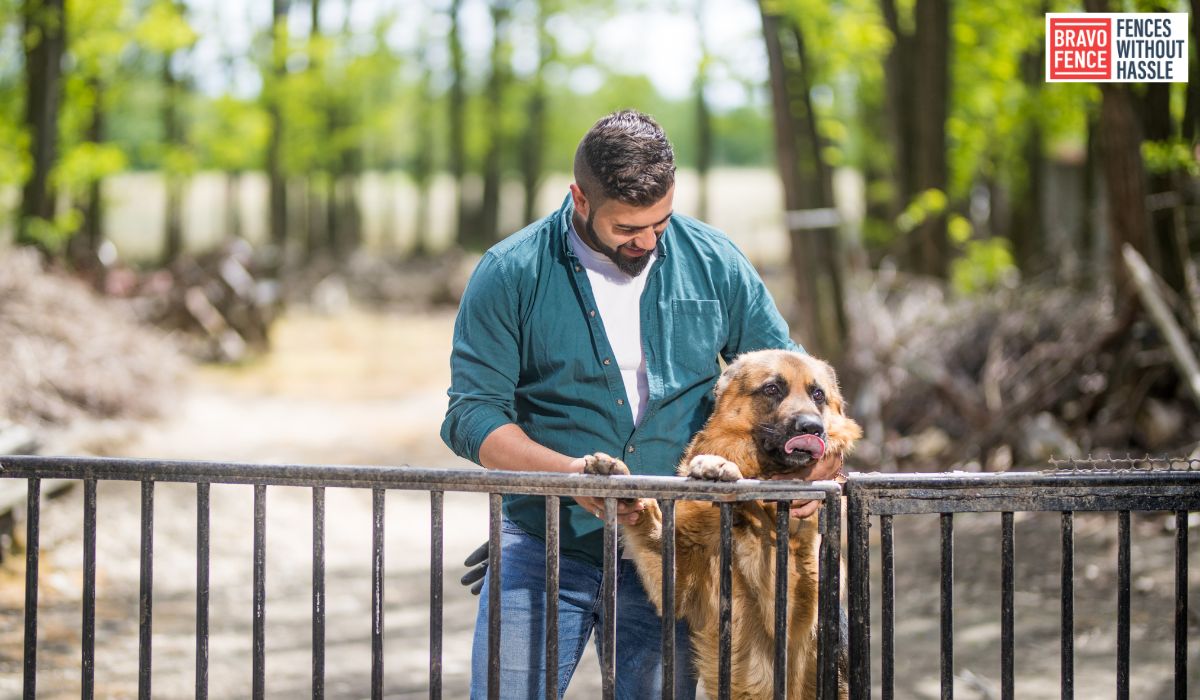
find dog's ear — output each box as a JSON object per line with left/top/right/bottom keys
{"left": 714, "top": 362, "right": 741, "bottom": 399}
{"left": 825, "top": 412, "right": 863, "bottom": 455}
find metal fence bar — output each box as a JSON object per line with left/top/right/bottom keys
{"left": 487, "top": 493, "right": 502, "bottom": 700}
{"left": 544, "top": 496, "right": 559, "bottom": 699}
{"left": 1117, "top": 510, "right": 1130, "bottom": 700}
{"left": 0, "top": 456, "right": 835, "bottom": 502}
{"left": 881, "top": 513, "right": 894, "bottom": 700}
{"left": 1175, "top": 510, "right": 1188, "bottom": 700}
{"left": 718, "top": 502, "right": 733, "bottom": 700}
{"left": 23, "top": 478, "right": 40, "bottom": 700}
{"left": 82, "top": 478, "right": 97, "bottom": 700}
{"left": 312, "top": 486, "right": 326, "bottom": 700}
{"left": 1000, "top": 511, "right": 1014, "bottom": 700}
{"left": 818, "top": 489, "right": 842, "bottom": 700}
{"left": 601, "top": 497, "right": 618, "bottom": 700}
{"left": 196, "top": 482, "right": 210, "bottom": 700}
{"left": 430, "top": 490, "right": 444, "bottom": 700}
{"left": 940, "top": 513, "right": 954, "bottom": 700}
{"left": 773, "top": 500, "right": 789, "bottom": 700}
{"left": 661, "top": 498, "right": 677, "bottom": 700}
{"left": 1061, "top": 511, "right": 1074, "bottom": 700}
{"left": 138, "top": 480, "right": 154, "bottom": 700}
{"left": 252, "top": 485, "right": 267, "bottom": 699}
{"left": 371, "top": 488, "right": 385, "bottom": 700}
{"left": 847, "top": 484, "right": 871, "bottom": 700}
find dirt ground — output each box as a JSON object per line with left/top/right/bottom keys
{"left": 0, "top": 308, "right": 609, "bottom": 699}
{"left": 0, "top": 307, "right": 1195, "bottom": 699}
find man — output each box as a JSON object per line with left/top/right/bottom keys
{"left": 441, "top": 110, "right": 801, "bottom": 699}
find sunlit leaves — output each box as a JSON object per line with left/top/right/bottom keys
{"left": 54, "top": 141, "right": 126, "bottom": 194}
{"left": 134, "top": 0, "right": 196, "bottom": 55}
{"left": 951, "top": 237, "right": 1017, "bottom": 293}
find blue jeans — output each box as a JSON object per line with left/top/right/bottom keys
{"left": 470, "top": 519, "right": 698, "bottom": 699}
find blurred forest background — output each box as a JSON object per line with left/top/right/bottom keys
{"left": 4, "top": 0, "right": 1200, "bottom": 471}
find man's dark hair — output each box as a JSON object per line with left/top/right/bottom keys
{"left": 573, "top": 110, "right": 676, "bottom": 207}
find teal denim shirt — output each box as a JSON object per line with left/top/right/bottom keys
{"left": 441, "top": 194, "right": 801, "bottom": 567}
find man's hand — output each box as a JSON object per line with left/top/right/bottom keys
{"left": 781, "top": 451, "right": 847, "bottom": 519}
{"left": 571, "top": 454, "right": 646, "bottom": 525}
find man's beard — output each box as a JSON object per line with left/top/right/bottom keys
{"left": 579, "top": 210, "right": 654, "bottom": 276}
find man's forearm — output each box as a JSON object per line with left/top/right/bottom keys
{"left": 478, "top": 424, "right": 580, "bottom": 473}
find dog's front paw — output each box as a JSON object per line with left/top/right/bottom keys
{"left": 582, "top": 452, "right": 631, "bottom": 477}
{"left": 685, "top": 454, "right": 743, "bottom": 482}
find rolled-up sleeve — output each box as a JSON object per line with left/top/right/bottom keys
{"left": 440, "top": 252, "right": 520, "bottom": 464}
{"left": 721, "top": 248, "right": 804, "bottom": 358}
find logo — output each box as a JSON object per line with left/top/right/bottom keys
{"left": 1047, "top": 13, "right": 1188, "bottom": 82}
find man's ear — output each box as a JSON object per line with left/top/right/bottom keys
{"left": 569, "top": 183, "right": 589, "bottom": 219}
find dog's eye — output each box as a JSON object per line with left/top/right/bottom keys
{"left": 762, "top": 382, "right": 781, "bottom": 397}
{"left": 811, "top": 387, "right": 826, "bottom": 404}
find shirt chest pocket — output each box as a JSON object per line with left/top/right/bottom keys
{"left": 671, "top": 299, "right": 723, "bottom": 375}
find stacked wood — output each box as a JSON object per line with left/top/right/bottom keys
{"left": 131, "top": 239, "right": 280, "bottom": 362}
{"left": 844, "top": 269, "right": 1199, "bottom": 472}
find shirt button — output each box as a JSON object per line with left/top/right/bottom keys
{"left": 603, "top": 358, "right": 611, "bottom": 365}
{"left": 575, "top": 265, "right": 582, "bottom": 272}
{"left": 589, "top": 310, "right": 596, "bottom": 318}
{"left": 627, "top": 445, "right": 635, "bottom": 454}
{"left": 616, "top": 399, "right": 624, "bottom": 406}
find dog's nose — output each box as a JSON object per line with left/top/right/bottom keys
{"left": 790, "top": 414, "right": 824, "bottom": 437}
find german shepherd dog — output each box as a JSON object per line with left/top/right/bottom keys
{"left": 584, "top": 349, "right": 860, "bottom": 699}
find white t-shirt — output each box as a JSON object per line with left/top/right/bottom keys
{"left": 567, "top": 226, "right": 656, "bottom": 426}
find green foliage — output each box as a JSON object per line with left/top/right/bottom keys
{"left": 951, "top": 237, "right": 1017, "bottom": 294}
{"left": 54, "top": 141, "right": 126, "bottom": 195}
{"left": 134, "top": 0, "right": 196, "bottom": 55}
{"left": 192, "top": 96, "right": 269, "bottom": 172}
{"left": 896, "top": 188, "right": 948, "bottom": 233}
{"left": 22, "top": 209, "right": 83, "bottom": 254}
{"left": 1142, "top": 140, "right": 1200, "bottom": 177}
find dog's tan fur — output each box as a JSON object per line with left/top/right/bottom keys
{"left": 585, "top": 350, "right": 860, "bottom": 699}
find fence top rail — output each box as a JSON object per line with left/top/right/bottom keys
{"left": 0, "top": 455, "right": 839, "bottom": 502}
{"left": 848, "top": 469, "right": 1200, "bottom": 490}
{"left": 847, "top": 469, "right": 1200, "bottom": 515}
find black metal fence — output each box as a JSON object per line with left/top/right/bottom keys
{"left": 845, "top": 461, "right": 1198, "bottom": 700}
{"left": 0, "top": 455, "right": 842, "bottom": 700}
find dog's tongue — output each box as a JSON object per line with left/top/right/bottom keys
{"left": 784, "top": 434, "right": 826, "bottom": 459}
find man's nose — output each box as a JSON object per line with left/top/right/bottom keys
{"left": 633, "top": 229, "right": 657, "bottom": 251}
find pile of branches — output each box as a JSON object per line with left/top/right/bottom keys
{"left": 0, "top": 249, "right": 181, "bottom": 427}
{"left": 845, "top": 265, "right": 1200, "bottom": 472}
{"left": 115, "top": 239, "right": 281, "bottom": 362}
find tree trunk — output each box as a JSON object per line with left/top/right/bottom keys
{"left": 69, "top": 75, "right": 106, "bottom": 274}
{"left": 266, "top": 0, "right": 290, "bottom": 262}
{"left": 759, "top": 2, "right": 848, "bottom": 363}
{"left": 1096, "top": 86, "right": 1153, "bottom": 299}
{"left": 162, "top": 49, "right": 185, "bottom": 266}
{"left": 912, "top": 0, "right": 950, "bottom": 278}
{"left": 1084, "top": 0, "right": 1154, "bottom": 300}
{"left": 879, "top": 0, "right": 916, "bottom": 249}
{"left": 1135, "top": 2, "right": 1188, "bottom": 296}
{"left": 226, "top": 171, "right": 242, "bottom": 241}
{"left": 478, "top": 0, "right": 512, "bottom": 248}
{"left": 1009, "top": 37, "right": 1046, "bottom": 277}
{"left": 694, "top": 0, "right": 712, "bottom": 221}
{"left": 519, "top": 0, "right": 549, "bottom": 226}
{"left": 448, "top": 0, "right": 470, "bottom": 247}
{"left": 412, "top": 44, "right": 435, "bottom": 257}
{"left": 18, "top": 0, "right": 66, "bottom": 251}
{"left": 305, "top": 0, "right": 326, "bottom": 261}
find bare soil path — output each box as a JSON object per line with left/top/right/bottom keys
{"left": 0, "top": 308, "right": 607, "bottom": 699}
